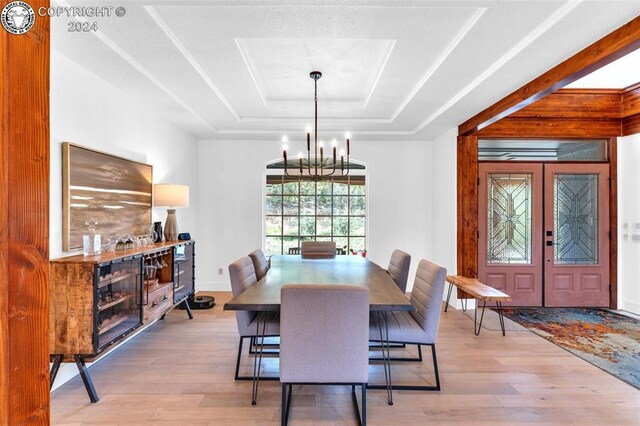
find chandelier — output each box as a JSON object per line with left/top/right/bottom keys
{"left": 281, "top": 71, "right": 351, "bottom": 178}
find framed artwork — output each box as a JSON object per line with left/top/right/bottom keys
{"left": 62, "top": 143, "right": 153, "bottom": 251}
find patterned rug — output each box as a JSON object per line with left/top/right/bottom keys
{"left": 498, "top": 307, "right": 640, "bottom": 390}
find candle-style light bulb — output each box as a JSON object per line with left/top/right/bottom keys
{"left": 339, "top": 148, "right": 345, "bottom": 157}
{"left": 282, "top": 135, "right": 288, "bottom": 152}
{"left": 345, "top": 132, "right": 351, "bottom": 155}
{"left": 331, "top": 138, "right": 337, "bottom": 147}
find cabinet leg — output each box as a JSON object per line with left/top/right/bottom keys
{"left": 75, "top": 355, "right": 99, "bottom": 403}
{"left": 50, "top": 354, "right": 64, "bottom": 389}
{"left": 182, "top": 299, "right": 193, "bottom": 319}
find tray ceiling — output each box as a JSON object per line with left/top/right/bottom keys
{"left": 52, "top": 0, "right": 640, "bottom": 141}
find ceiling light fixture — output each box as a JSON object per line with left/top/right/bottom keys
{"left": 281, "top": 71, "right": 351, "bottom": 178}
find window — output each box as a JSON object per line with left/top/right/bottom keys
{"left": 264, "top": 175, "right": 366, "bottom": 255}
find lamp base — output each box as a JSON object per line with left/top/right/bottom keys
{"left": 164, "top": 209, "right": 178, "bottom": 242}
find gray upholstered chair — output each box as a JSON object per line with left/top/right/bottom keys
{"left": 248, "top": 249, "right": 269, "bottom": 281}
{"left": 370, "top": 258, "right": 446, "bottom": 391}
{"left": 387, "top": 249, "right": 411, "bottom": 294}
{"left": 280, "top": 284, "right": 369, "bottom": 425}
{"left": 228, "top": 256, "right": 280, "bottom": 381}
{"left": 300, "top": 241, "right": 336, "bottom": 258}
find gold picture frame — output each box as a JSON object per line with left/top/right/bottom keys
{"left": 62, "top": 142, "right": 153, "bottom": 251}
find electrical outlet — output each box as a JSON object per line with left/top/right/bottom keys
{"left": 218, "top": 267, "right": 224, "bottom": 274}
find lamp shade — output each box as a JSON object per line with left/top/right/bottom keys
{"left": 154, "top": 184, "right": 189, "bottom": 208}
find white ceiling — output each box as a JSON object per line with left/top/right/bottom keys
{"left": 52, "top": 1, "right": 640, "bottom": 142}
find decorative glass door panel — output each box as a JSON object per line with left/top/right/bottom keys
{"left": 173, "top": 242, "right": 195, "bottom": 304}
{"left": 487, "top": 173, "right": 532, "bottom": 264}
{"left": 544, "top": 164, "right": 609, "bottom": 307}
{"left": 479, "top": 163, "right": 543, "bottom": 306}
{"left": 554, "top": 174, "right": 598, "bottom": 265}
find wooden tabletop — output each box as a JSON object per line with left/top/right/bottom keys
{"left": 50, "top": 240, "right": 194, "bottom": 265}
{"left": 445, "top": 275, "right": 512, "bottom": 302}
{"left": 224, "top": 255, "right": 415, "bottom": 312}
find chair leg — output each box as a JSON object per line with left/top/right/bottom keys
{"left": 235, "top": 335, "right": 280, "bottom": 381}
{"left": 234, "top": 336, "right": 245, "bottom": 381}
{"left": 351, "top": 384, "right": 366, "bottom": 426}
{"left": 281, "top": 383, "right": 287, "bottom": 426}
{"left": 368, "top": 344, "right": 441, "bottom": 391}
{"left": 369, "top": 343, "right": 422, "bottom": 362}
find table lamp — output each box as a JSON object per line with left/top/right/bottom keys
{"left": 154, "top": 183, "right": 189, "bottom": 242}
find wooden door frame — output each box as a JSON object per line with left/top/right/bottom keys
{"left": 456, "top": 15, "right": 640, "bottom": 309}
{"left": 0, "top": 1, "right": 51, "bottom": 423}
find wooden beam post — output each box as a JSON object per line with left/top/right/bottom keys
{"left": 457, "top": 136, "right": 478, "bottom": 279}
{"left": 0, "top": 1, "right": 50, "bottom": 423}
{"left": 459, "top": 15, "right": 640, "bottom": 136}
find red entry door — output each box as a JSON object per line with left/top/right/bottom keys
{"left": 544, "top": 164, "right": 610, "bottom": 307}
{"left": 478, "top": 163, "right": 543, "bottom": 306}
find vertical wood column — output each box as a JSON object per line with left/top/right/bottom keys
{"left": 457, "top": 136, "right": 478, "bottom": 280}
{"left": 1, "top": 1, "right": 51, "bottom": 423}
{"left": 608, "top": 137, "right": 618, "bottom": 309}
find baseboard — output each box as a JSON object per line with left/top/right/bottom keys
{"left": 620, "top": 300, "right": 640, "bottom": 316}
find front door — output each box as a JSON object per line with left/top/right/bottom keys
{"left": 544, "top": 164, "right": 610, "bottom": 307}
{"left": 479, "top": 163, "right": 610, "bottom": 307}
{"left": 478, "top": 163, "right": 543, "bottom": 306}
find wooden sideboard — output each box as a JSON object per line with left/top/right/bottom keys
{"left": 49, "top": 240, "right": 195, "bottom": 402}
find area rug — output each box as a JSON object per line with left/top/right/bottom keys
{"left": 499, "top": 307, "right": 640, "bottom": 390}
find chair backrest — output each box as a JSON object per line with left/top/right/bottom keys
{"left": 228, "top": 256, "right": 258, "bottom": 332}
{"left": 409, "top": 259, "right": 447, "bottom": 342}
{"left": 288, "top": 247, "right": 300, "bottom": 255}
{"left": 280, "top": 284, "right": 369, "bottom": 384}
{"left": 387, "top": 249, "right": 411, "bottom": 293}
{"left": 300, "top": 241, "right": 336, "bottom": 258}
{"left": 248, "top": 249, "right": 269, "bottom": 281}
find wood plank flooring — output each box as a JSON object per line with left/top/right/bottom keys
{"left": 51, "top": 292, "right": 640, "bottom": 425}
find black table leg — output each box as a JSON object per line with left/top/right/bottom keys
{"left": 182, "top": 299, "right": 193, "bottom": 319}
{"left": 50, "top": 354, "right": 64, "bottom": 389}
{"left": 496, "top": 301, "right": 506, "bottom": 336}
{"left": 444, "top": 282, "right": 454, "bottom": 312}
{"left": 376, "top": 311, "right": 393, "bottom": 406}
{"left": 75, "top": 355, "right": 99, "bottom": 403}
{"left": 251, "top": 311, "right": 268, "bottom": 405}
{"left": 473, "top": 300, "right": 487, "bottom": 336}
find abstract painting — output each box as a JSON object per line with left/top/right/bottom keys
{"left": 63, "top": 143, "right": 153, "bottom": 251}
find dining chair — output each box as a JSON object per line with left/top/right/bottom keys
{"left": 228, "top": 256, "right": 280, "bottom": 381}
{"left": 387, "top": 249, "right": 411, "bottom": 294}
{"left": 288, "top": 247, "right": 300, "bottom": 255}
{"left": 280, "top": 284, "right": 369, "bottom": 426}
{"left": 369, "top": 258, "right": 446, "bottom": 391}
{"left": 248, "top": 249, "right": 269, "bottom": 281}
{"left": 300, "top": 241, "right": 336, "bottom": 258}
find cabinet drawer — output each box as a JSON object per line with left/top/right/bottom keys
{"left": 144, "top": 283, "right": 173, "bottom": 323}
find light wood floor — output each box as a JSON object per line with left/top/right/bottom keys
{"left": 51, "top": 292, "right": 640, "bottom": 425}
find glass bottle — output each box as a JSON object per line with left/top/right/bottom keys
{"left": 83, "top": 221, "right": 101, "bottom": 256}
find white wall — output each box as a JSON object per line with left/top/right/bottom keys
{"left": 617, "top": 134, "right": 640, "bottom": 315}
{"left": 49, "top": 50, "right": 200, "bottom": 390}
{"left": 50, "top": 51, "right": 200, "bottom": 258}
{"left": 197, "top": 139, "right": 434, "bottom": 291}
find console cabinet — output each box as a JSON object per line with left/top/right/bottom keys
{"left": 49, "top": 240, "right": 195, "bottom": 402}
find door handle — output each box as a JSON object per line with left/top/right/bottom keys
{"left": 546, "top": 241, "right": 553, "bottom": 246}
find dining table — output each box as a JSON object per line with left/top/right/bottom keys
{"left": 224, "top": 254, "right": 415, "bottom": 405}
